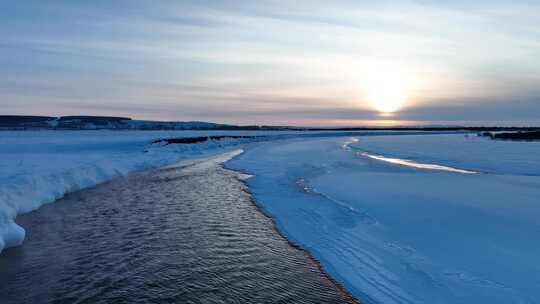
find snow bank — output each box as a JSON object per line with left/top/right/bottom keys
{"left": 227, "top": 134, "right": 540, "bottom": 304}
{"left": 0, "top": 130, "right": 299, "bottom": 252}
{"left": 0, "top": 130, "right": 460, "bottom": 253}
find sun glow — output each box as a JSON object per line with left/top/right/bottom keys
{"left": 367, "top": 84, "right": 406, "bottom": 114}
{"left": 364, "top": 64, "right": 413, "bottom": 115}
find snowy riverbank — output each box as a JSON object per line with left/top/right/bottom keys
{"left": 0, "top": 130, "right": 295, "bottom": 252}
{"left": 0, "top": 130, "right": 432, "bottom": 252}
{"left": 227, "top": 134, "right": 540, "bottom": 304}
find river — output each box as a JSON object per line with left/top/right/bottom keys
{"left": 0, "top": 151, "right": 356, "bottom": 304}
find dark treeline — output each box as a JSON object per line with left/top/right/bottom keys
{"left": 153, "top": 135, "right": 257, "bottom": 145}
{"left": 1, "top": 115, "right": 539, "bottom": 132}
{"left": 483, "top": 131, "right": 540, "bottom": 141}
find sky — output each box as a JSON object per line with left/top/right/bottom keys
{"left": 1, "top": 0, "right": 539, "bottom": 126}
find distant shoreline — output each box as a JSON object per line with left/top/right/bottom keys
{"left": 1, "top": 115, "right": 540, "bottom": 132}
{"left": 481, "top": 131, "right": 540, "bottom": 141}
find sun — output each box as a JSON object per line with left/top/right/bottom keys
{"left": 364, "top": 64, "right": 412, "bottom": 115}
{"left": 367, "top": 83, "right": 406, "bottom": 114}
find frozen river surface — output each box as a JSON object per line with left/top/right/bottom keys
{"left": 227, "top": 134, "right": 540, "bottom": 304}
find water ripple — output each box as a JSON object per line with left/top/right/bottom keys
{"left": 0, "top": 153, "right": 357, "bottom": 304}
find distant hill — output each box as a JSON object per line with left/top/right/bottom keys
{"left": 0, "top": 115, "right": 55, "bottom": 128}
{"left": 0, "top": 115, "right": 294, "bottom": 131}
{"left": 0, "top": 115, "right": 248, "bottom": 130}
{"left": 2, "top": 115, "right": 539, "bottom": 132}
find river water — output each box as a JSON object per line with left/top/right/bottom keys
{"left": 0, "top": 151, "right": 356, "bottom": 304}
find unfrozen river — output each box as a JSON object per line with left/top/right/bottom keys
{"left": 0, "top": 151, "right": 356, "bottom": 304}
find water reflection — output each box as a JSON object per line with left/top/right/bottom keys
{"left": 360, "top": 152, "right": 477, "bottom": 174}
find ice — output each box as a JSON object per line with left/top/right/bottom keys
{"left": 0, "top": 130, "right": 294, "bottom": 252}
{"left": 359, "top": 152, "right": 477, "bottom": 174}
{"left": 227, "top": 134, "right": 540, "bottom": 303}
{"left": 0, "top": 129, "right": 425, "bottom": 252}
{"left": 348, "top": 133, "right": 540, "bottom": 175}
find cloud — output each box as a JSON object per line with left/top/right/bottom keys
{"left": 1, "top": 1, "right": 539, "bottom": 125}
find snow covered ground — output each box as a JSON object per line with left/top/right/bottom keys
{"left": 0, "top": 130, "right": 307, "bottom": 252}
{"left": 227, "top": 134, "right": 540, "bottom": 304}
{"left": 0, "top": 129, "right": 428, "bottom": 252}
{"left": 5, "top": 130, "right": 538, "bottom": 303}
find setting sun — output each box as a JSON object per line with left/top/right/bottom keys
{"left": 367, "top": 84, "right": 406, "bottom": 114}
{"left": 364, "top": 64, "right": 412, "bottom": 115}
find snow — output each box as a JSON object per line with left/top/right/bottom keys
{"left": 0, "top": 129, "right": 429, "bottom": 252}
{"left": 0, "top": 130, "right": 303, "bottom": 252}
{"left": 227, "top": 133, "right": 540, "bottom": 304}
{"left": 349, "top": 133, "right": 540, "bottom": 175}
{"left": 7, "top": 130, "right": 538, "bottom": 303}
